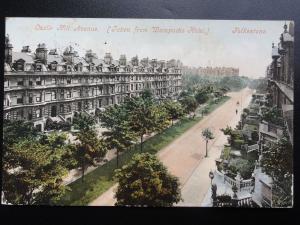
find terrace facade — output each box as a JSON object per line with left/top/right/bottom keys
{"left": 267, "top": 22, "right": 294, "bottom": 144}
{"left": 4, "top": 36, "right": 182, "bottom": 131}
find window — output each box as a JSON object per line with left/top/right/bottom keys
{"left": 67, "top": 105, "right": 71, "bottom": 112}
{"left": 17, "top": 80, "right": 24, "bottom": 86}
{"left": 36, "top": 93, "right": 42, "bottom": 102}
{"left": 36, "top": 109, "right": 42, "bottom": 118}
{"left": 67, "top": 78, "right": 71, "bottom": 84}
{"left": 60, "top": 104, "right": 64, "bottom": 113}
{"left": 27, "top": 111, "right": 32, "bottom": 120}
{"left": 17, "top": 97, "right": 23, "bottom": 104}
{"left": 52, "top": 91, "right": 57, "bottom": 100}
{"left": 36, "top": 80, "right": 42, "bottom": 85}
{"left": 29, "top": 80, "right": 33, "bottom": 86}
{"left": 51, "top": 78, "right": 56, "bottom": 84}
{"left": 29, "top": 93, "right": 33, "bottom": 103}
{"left": 131, "top": 84, "right": 133, "bottom": 90}
{"left": 60, "top": 90, "right": 64, "bottom": 98}
{"left": 79, "top": 89, "right": 83, "bottom": 97}
{"left": 17, "top": 109, "right": 24, "bottom": 118}
{"left": 66, "top": 90, "right": 71, "bottom": 98}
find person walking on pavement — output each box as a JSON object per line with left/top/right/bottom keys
{"left": 236, "top": 109, "right": 238, "bottom": 114}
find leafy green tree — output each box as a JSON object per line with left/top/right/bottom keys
{"left": 261, "top": 133, "right": 293, "bottom": 207}
{"left": 195, "top": 89, "right": 209, "bottom": 104}
{"left": 179, "top": 95, "right": 198, "bottom": 117}
{"left": 141, "top": 88, "right": 154, "bottom": 101}
{"left": 261, "top": 106, "right": 283, "bottom": 126}
{"left": 228, "top": 158, "right": 254, "bottom": 179}
{"left": 100, "top": 104, "right": 137, "bottom": 167}
{"left": 74, "top": 129, "right": 107, "bottom": 182}
{"left": 72, "top": 112, "right": 96, "bottom": 131}
{"left": 162, "top": 100, "right": 184, "bottom": 125}
{"left": 2, "top": 138, "right": 68, "bottom": 205}
{"left": 39, "top": 132, "right": 77, "bottom": 170}
{"left": 152, "top": 104, "right": 171, "bottom": 133}
{"left": 202, "top": 128, "right": 214, "bottom": 157}
{"left": 3, "top": 119, "right": 38, "bottom": 149}
{"left": 114, "top": 153, "right": 181, "bottom": 206}
{"left": 125, "top": 97, "right": 158, "bottom": 152}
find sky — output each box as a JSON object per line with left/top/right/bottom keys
{"left": 5, "top": 18, "right": 290, "bottom": 78}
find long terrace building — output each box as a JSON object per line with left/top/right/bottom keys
{"left": 3, "top": 36, "right": 182, "bottom": 131}
{"left": 267, "top": 22, "right": 294, "bottom": 144}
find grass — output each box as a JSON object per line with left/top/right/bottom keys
{"left": 57, "top": 95, "right": 230, "bottom": 205}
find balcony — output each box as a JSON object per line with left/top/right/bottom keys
{"left": 259, "top": 121, "right": 283, "bottom": 141}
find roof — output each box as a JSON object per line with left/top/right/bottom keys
{"left": 275, "top": 81, "right": 293, "bottom": 103}
{"left": 90, "top": 58, "right": 104, "bottom": 66}
{"left": 73, "top": 57, "right": 89, "bottom": 66}
{"left": 272, "top": 47, "right": 279, "bottom": 58}
{"left": 282, "top": 32, "right": 294, "bottom": 42}
{"left": 4, "top": 63, "right": 11, "bottom": 72}
{"left": 111, "top": 60, "right": 119, "bottom": 66}
{"left": 12, "top": 51, "right": 34, "bottom": 63}
{"left": 47, "top": 54, "right": 64, "bottom": 64}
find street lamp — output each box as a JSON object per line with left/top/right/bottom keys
{"left": 209, "top": 170, "right": 214, "bottom": 186}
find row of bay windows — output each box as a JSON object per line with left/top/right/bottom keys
{"left": 4, "top": 74, "right": 180, "bottom": 89}
{"left": 4, "top": 82, "right": 180, "bottom": 108}
{"left": 5, "top": 97, "right": 115, "bottom": 121}
{"left": 4, "top": 86, "right": 115, "bottom": 107}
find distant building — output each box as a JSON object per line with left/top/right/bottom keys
{"left": 4, "top": 36, "right": 182, "bottom": 131}
{"left": 182, "top": 66, "right": 239, "bottom": 77}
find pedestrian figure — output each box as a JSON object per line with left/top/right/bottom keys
{"left": 236, "top": 109, "right": 238, "bottom": 114}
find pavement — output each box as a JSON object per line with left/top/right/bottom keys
{"left": 89, "top": 88, "right": 254, "bottom": 206}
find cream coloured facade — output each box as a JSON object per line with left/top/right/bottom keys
{"left": 4, "top": 36, "right": 182, "bottom": 131}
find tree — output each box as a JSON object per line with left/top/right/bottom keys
{"left": 125, "top": 97, "right": 158, "bottom": 152}
{"left": 100, "top": 104, "right": 137, "bottom": 167}
{"left": 72, "top": 112, "right": 96, "bottom": 131}
{"left": 2, "top": 138, "right": 68, "bottom": 205}
{"left": 39, "top": 132, "right": 77, "bottom": 170}
{"left": 195, "top": 89, "right": 209, "bottom": 104}
{"left": 179, "top": 95, "right": 198, "bottom": 117}
{"left": 3, "top": 119, "right": 38, "bottom": 150}
{"left": 74, "top": 129, "right": 107, "bottom": 182}
{"left": 163, "top": 100, "right": 184, "bottom": 125}
{"left": 114, "top": 153, "right": 181, "bottom": 206}
{"left": 152, "top": 104, "right": 171, "bottom": 133}
{"left": 202, "top": 128, "right": 214, "bottom": 157}
{"left": 261, "top": 106, "right": 283, "bottom": 126}
{"left": 261, "top": 132, "right": 293, "bottom": 207}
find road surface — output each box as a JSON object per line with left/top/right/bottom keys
{"left": 89, "top": 88, "right": 254, "bottom": 206}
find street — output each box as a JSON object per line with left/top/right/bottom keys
{"left": 89, "top": 88, "right": 254, "bottom": 206}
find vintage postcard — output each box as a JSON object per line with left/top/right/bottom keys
{"left": 2, "top": 18, "right": 294, "bottom": 207}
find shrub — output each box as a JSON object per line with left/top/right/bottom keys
{"left": 228, "top": 158, "right": 254, "bottom": 179}
{"left": 232, "top": 139, "right": 245, "bottom": 150}
{"left": 217, "top": 194, "right": 232, "bottom": 202}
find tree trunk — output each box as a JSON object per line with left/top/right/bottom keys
{"left": 205, "top": 140, "right": 208, "bottom": 157}
{"left": 140, "top": 135, "right": 143, "bottom": 152}
{"left": 81, "top": 158, "right": 85, "bottom": 183}
{"left": 116, "top": 149, "right": 119, "bottom": 168}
